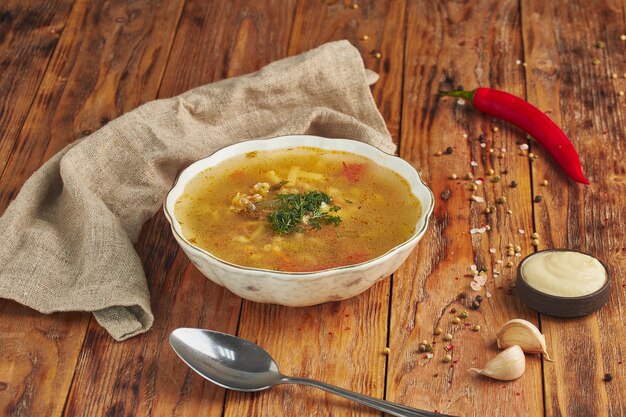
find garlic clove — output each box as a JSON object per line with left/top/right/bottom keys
{"left": 496, "top": 319, "right": 553, "bottom": 361}
{"left": 469, "top": 345, "right": 526, "bottom": 381}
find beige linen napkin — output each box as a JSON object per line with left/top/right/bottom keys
{"left": 0, "top": 40, "right": 394, "bottom": 341}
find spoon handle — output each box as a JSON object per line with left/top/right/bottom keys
{"left": 280, "top": 376, "right": 453, "bottom": 417}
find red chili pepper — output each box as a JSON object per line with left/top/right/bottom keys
{"left": 439, "top": 88, "right": 589, "bottom": 184}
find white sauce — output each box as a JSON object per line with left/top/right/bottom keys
{"left": 521, "top": 251, "right": 606, "bottom": 297}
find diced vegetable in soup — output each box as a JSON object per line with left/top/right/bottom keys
{"left": 174, "top": 147, "right": 421, "bottom": 272}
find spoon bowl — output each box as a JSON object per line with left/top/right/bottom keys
{"left": 169, "top": 328, "right": 453, "bottom": 417}
{"left": 169, "top": 328, "right": 281, "bottom": 391}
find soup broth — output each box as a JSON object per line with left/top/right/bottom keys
{"left": 174, "top": 147, "right": 421, "bottom": 272}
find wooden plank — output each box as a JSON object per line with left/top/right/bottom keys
{"left": 230, "top": 1, "right": 406, "bottom": 416}
{"left": 0, "top": 0, "right": 75, "bottom": 179}
{"left": 0, "top": 1, "right": 185, "bottom": 415}
{"left": 61, "top": 1, "right": 298, "bottom": 416}
{"left": 287, "top": 0, "right": 406, "bottom": 143}
{"left": 521, "top": 0, "right": 626, "bottom": 415}
{"left": 386, "top": 0, "right": 544, "bottom": 415}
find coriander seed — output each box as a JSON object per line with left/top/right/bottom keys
{"left": 488, "top": 168, "right": 495, "bottom": 175}
{"left": 473, "top": 325, "right": 481, "bottom": 331}
{"left": 541, "top": 179, "right": 548, "bottom": 186}
{"left": 484, "top": 207, "right": 491, "bottom": 214}
{"left": 506, "top": 261, "right": 514, "bottom": 267}
{"left": 443, "top": 333, "right": 452, "bottom": 341}
{"left": 452, "top": 317, "right": 461, "bottom": 324}
{"left": 532, "top": 232, "right": 539, "bottom": 239}
{"left": 492, "top": 175, "right": 501, "bottom": 183}
{"left": 450, "top": 173, "right": 458, "bottom": 179}
{"left": 418, "top": 344, "right": 426, "bottom": 352}
{"left": 496, "top": 196, "right": 506, "bottom": 204}
{"left": 532, "top": 239, "right": 540, "bottom": 246}
{"left": 443, "top": 354, "right": 452, "bottom": 363}
{"left": 514, "top": 245, "right": 522, "bottom": 253}
{"left": 435, "top": 150, "right": 442, "bottom": 156}
{"left": 434, "top": 327, "right": 443, "bottom": 335}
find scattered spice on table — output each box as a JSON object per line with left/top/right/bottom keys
{"left": 604, "top": 373, "right": 613, "bottom": 382}
{"left": 534, "top": 195, "right": 543, "bottom": 203}
{"left": 439, "top": 87, "right": 590, "bottom": 184}
{"left": 445, "top": 146, "right": 454, "bottom": 154}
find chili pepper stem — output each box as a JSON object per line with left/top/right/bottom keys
{"left": 438, "top": 89, "right": 476, "bottom": 102}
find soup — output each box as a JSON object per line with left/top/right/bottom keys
{"left": 174, "top": 147, "right": 421, "bottom": 272}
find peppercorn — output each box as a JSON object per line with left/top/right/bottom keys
{"left": 604, "top": 373, "right": 613, "bottom": 382}
{"left": 445, "top": 146, "right": 453, "bottom": 154}
{"left": 595, "top": 40, "right": 606, "bottom": 48}
{"left": 534, "top": 195, "right": 543, "bottom": 203}
{"left": 418, "top": 344, "right": 426, "bottom": 352}
{"left": 510, "top": 180, "right": 518, "bottom": 188}
{"left": 492, "top": 175, "right": 501, "bottom": 183}
{"left": 450, "top": 308, "right": 457, "bottom": 314}
{"left": 496, "top": 196, "right": 506, "bottom": 204}
{"left": 471, "top": 300, "right": 481, "bottom": 310}
{"left": 478, "top": 134, "right": 485, "bottom": 142}
{"left": 474, "top": 295, "right": 483, "bottom": 303}
{"left": 452, "top": 317, "right": 461, "bottom": 324}
{"left": 443, "top": 354, "right": 452, "bottom": 363}
{"left": 456, "top": 85, "right": 464, "bottom": 91}
{"left": 459, "top": 311, "right": 469, "bottom": 319}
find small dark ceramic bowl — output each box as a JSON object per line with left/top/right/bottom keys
{"left": 516, "top": 249, "right": 610, "bottom": 318}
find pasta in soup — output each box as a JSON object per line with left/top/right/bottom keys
{"left": 174, "top": 147, "right": 421, "bottom": 272}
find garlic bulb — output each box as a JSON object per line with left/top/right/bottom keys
{"left": 469, "top": 345, "right": 526, "bottom": 381}
{"left": 496, "top": 319, "right": 553, "bottom": 361}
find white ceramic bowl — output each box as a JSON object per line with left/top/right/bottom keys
{"left": 164, "top": 135, "right": 434, "bottom": 306}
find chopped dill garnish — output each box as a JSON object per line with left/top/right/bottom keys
{"left": 267, "top": 191, "right": 341, "bottom": 234}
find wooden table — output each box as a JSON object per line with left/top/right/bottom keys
{"left": 1, "top": 1, "right": 624, "bottom": 416}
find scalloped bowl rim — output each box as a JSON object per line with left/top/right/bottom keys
{"left": 163, "top": 135, "right": 434, "bottom": 280}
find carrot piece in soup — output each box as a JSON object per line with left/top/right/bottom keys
{"left": 346, "top": 252, "right": 370, "bottom": 265}
{"left": 341, "top": 162, "right": 367, "bottom": 183}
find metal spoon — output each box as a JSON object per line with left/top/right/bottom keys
{"left": 169, "top": 328, "right": 453, "bottom": 417}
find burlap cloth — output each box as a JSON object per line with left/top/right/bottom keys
{"left": 0, "top": 40, "right": 395, "bottom": 341}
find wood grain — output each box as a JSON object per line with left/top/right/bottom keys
{"left": 61, "top": 1, "right": 298, "bottom": 416}
{"left": 386, "top": 0, "right": 543, "bottom": 415}
{"left": 0, "top": 0, "right": 184, "bottom": 415}
{"left": 0, "top": 0, "right": 74, "bottom": 182}
{"left": 521, "top": 0, "right": 626, "bottom": 415}
{"left": 0, "top": 0, "right": 74, "bottom": 174}
{"left": 228, "top": 2, "right": 406, "bottom": 416}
